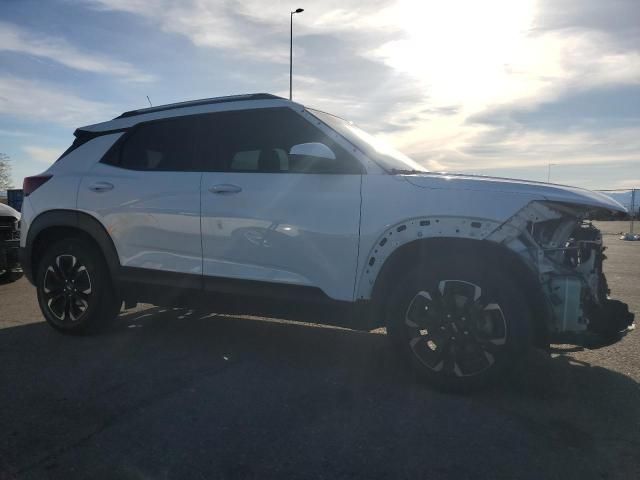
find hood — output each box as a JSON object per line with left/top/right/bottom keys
{"left": 403, "top": 172, "right": 626, "bottom": 213}
{"left": 0, "top": 202, "right": 20, "bottom": 219}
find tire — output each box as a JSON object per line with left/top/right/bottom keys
{"left": 386, "top": 253, "right": 532, "bottom": 392}
{"left": 0, "top": 269, "right": 22, "bottom": 285}
{"left": 36, "top": 238, "right": 121, "bottom": 334}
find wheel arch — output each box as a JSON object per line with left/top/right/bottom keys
{"left": 23, "top": 210, "right": 120, "bottom": 286}
{"left": 367, "top": 236, "right": 551, "bottom": 347}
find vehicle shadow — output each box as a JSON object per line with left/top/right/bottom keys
{"left": 1, "top": 307, "right": 639, "bottom": 480}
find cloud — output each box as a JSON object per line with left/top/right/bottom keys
{"left": 371, "top": 6, "right": 639, "bottom": 119}
{"left": 534, "top": 0, "right": 640, "bottom": 48}
{"left": 351, "top": 0, "right": 640, "bottom": 186}
{"left": 92, "top": 0, "right": 429, "bottom": 137}
{"left": 0, "top": 129, "right": 31, "bottom": 137}
{"left": 469, "top": 84, "right": 640, "bottom": 131}
{"left": 458, "top": 126, "right": 640, "bottom": 169}
{"left": 12, "top": 0, "right": 636, "bottom": 190}
{"left": 0, "top": 21, "right": 154, "bottom": 82}
{"left": 22, "top": 146, "right": 63, "bottom": 165}
{"left": 400, "top": 119, "right": 640, "bottom": 176}
{"left": 0, "top": 76, "right": 118, "bottom": 127}
{"left": 83, "top": 0, "right": 393, "bottom": 63}
{"left": 610, "top": 178, "right": 640, "bottom": 190}
{"left": 83, "top": 0, "right": 290, "bottom": 62}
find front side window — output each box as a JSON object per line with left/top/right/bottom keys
{"left": 308, "top": 108, "right": 427, "bottom": 173}
{"left": 199, "top": 108, "right": 362, "bottom": 174}
{"left": 228, "top": 148, "right": 289, "bottom": 172}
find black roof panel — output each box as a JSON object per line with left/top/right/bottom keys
{"left": 115, "top": 93, "right": 284, "bottom": 119}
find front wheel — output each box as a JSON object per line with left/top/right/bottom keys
{"left": 386, "top": 256, "right": 532, "bottom": 392}
{"left": 36, "top": 238, "right": 120, "bottom": 334}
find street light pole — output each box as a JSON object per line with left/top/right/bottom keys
{"left": 631, "top": 188, "right": 636, "bottom": 235}
{"left": 290, "top": 8, "right": 304, "bottom": 100}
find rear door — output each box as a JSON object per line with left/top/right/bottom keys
{"left": 78, "top": 116, "right": 202, "bottom": 277}
{"left": 199, "top": 107, "right": 363, "bottom": 301}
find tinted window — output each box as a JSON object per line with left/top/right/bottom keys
{"left": 57, "top": 130, "right": 99, "bottom": 163}
{"left": 199, "top": 108, "right": 362, "bottom": 174}
{"left": 228, "top": 149, "right": 290, "bottom": 171}
{"left": 116, "top": 117, "right": 199, "bottom": 171}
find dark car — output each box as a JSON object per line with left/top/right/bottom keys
{"left": 0, "top": 202, "right": 21, "bottom": 284}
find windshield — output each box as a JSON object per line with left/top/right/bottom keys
{"left": 308, "top": 108, "right": 427, "bottom": 173}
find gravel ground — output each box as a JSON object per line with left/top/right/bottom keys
{"left": 0, "top": 223, "right": 638, "bottom": 480}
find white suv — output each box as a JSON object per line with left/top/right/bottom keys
{"left": 19, "top": 93, "right": 634, "bottom": 390}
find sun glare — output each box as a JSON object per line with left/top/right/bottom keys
{"left": 375, "top": 0, "right": 537, "bottom": 109}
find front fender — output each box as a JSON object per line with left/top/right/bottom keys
{"left": 355, "top": 215, "right": 504, "bottom": 300}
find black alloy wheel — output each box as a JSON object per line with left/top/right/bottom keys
{"left": 386, "top": 254, "right": 531, "bottom": 392}
{"left": 42, "top": 254, "right": 93, "bottom": 323}
{"left": 36, "top": 238, "right": 120, "bottom": 334}
{"left": 404, "top": 280, "right": 507, "bottom": 378}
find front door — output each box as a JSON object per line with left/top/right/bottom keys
{"left": 199, "top": 107, "right": 363, "bottom": 301}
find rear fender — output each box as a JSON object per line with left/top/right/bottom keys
{"left": 22, "top": 209, "right": 120, "bottom": 284}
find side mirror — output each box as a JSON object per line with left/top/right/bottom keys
{"left": 289, "top": 142, "right": 336, "bottom": 160}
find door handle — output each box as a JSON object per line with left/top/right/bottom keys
{"left": 88, "top": 181, "right": 114, "bottom": 192}
{"left": 209, "top": 184, "right": 242, "bottom": 194}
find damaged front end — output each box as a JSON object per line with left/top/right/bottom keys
{"left": 0, "top": 206, "right": 21, "bottom": 283}
{"left": 490, "top": 201, "right": 635, "bottom": 343}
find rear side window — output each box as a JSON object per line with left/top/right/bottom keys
{"left": 57, "top": 130, "right": 100, "bottom": 162}
{"left": 113, "top": 117, "right": 199, "bottom": 171}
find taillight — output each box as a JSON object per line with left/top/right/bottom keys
{"left": 23, "top": 175, "right": 53, "bottom": 196}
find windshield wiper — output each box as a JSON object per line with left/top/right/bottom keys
{"left": 389, "top": 168, "right": 426, "bottom": 175}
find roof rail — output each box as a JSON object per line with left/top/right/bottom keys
{"left": 115, "top": 93, "right": 285, "bottom": 119}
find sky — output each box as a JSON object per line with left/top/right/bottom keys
{"left": 1, "top": 0, "right": 639, "bottom": 190}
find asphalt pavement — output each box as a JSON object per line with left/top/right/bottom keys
{"left": 1, "top": 225, "right": 638, "bottom": 479}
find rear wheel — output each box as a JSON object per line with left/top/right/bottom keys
{"left": 36, "top": 238, "right": 120, "bottom": 334}
{"left": 386, "top": 255, "right": 532, "bottom": 392}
